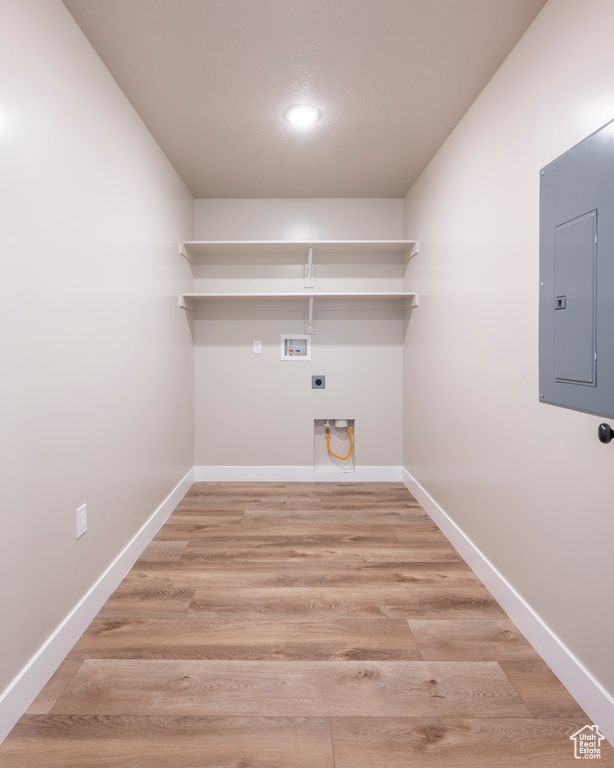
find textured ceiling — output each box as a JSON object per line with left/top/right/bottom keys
{"left": 62, "top": 0, "right": 547, "bottom": 198}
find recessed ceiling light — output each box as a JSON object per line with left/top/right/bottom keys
{"left": 284, "top": 104, "right": 321, "bottom": 126}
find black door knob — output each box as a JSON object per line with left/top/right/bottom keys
{"left": 598, "top": 423, "right": 613, "bottom": 443}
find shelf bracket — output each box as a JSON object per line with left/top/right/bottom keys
{"left": 305, "top": 297, "right": 315, "bottom": 334}
{"left": 304, "top": 247, "right": 315, "bottom": 288}
{"left": 403, "top": 241, "right": 420, "bottom": 262}
{"left": 178, "top": 242, "right": 192, "bottom": 263}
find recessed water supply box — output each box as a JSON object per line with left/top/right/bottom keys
{"left": 314, "top": 419, "right": 355, "bottom": 473}
{"left": 281, "top": 334, "right": 311, "bottom": 360}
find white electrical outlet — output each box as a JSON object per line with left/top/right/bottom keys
{"left": 76, "top": 503, "right": 87, "bottom": 539}
{"left": 253, "top": 340, "right": 262, "bottom": 354}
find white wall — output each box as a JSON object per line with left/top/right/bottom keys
{"left": 0, "top": 0, "right": 193, "bottom": 706}
{"left": 403, "top": 0, "right": 614, "bottom": 707}
{"left": 193, "top": 199, "right": 404, "bottom": 471}
{"left": 194, "top": 198, "right": 404, "bottom": 241}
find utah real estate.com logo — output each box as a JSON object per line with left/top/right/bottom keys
{"left": 570, "top": 724, "right": 606, "bottom": 760}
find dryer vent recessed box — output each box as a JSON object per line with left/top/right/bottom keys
{"left": 539, "top": 119, "right": 614, "bottom": 418}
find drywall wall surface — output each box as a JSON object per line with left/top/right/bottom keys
{"left": 194, "top": 198, "right": 404, "bottom": 240}
{"left": 193, "top": 199, "right": 404, "bottom": 467}
{"left": 0, "top": 0, "right": 193, "bottom": 696}
{"left": 194, "top": 305, "right": 403, "bottom": 466}
{"left": 403, "top": 0, "right": 614, "bottom": 697}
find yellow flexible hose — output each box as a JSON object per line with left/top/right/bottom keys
{"left": 326, "top": 426, "right": 353, "bottom": 460}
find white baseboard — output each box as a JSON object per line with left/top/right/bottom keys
{"left": 194, "top": 465, "right": 402, "bottom": 482}
{"left": 0, "top": 467, "right": 195, "bottom": 744}
{"left": 402, "top": 467, "right": 614, "bottom": 747}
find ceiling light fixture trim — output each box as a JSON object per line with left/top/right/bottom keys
{"left": 284, "top": 104, "right": 321, "bottom": 126}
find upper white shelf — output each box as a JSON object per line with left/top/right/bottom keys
{"left": 179, "top": 239, "right": 419, "bottom": 262}
{"left": 179, "top": 291, "right": 419, "bottom": 310}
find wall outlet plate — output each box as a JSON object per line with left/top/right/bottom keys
{"left": 312, "top": 375, "right": 326, "bottom": 389}
{"left": 76, "top": 503, "right": 87, "bottom": 539}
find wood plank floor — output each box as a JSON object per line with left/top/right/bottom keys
{"left": 1, "top": 482, "right": 611, "bottom": 767}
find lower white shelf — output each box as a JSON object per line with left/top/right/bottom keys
{"left": 178, "top": 291, "right": 419, "bottom": 310}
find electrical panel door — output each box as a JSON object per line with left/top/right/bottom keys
{"left": 540, "top": 119, "right": 614, "bottom": 417}
{"left": 553, "top": 210, "right": 597, "bottom": 386}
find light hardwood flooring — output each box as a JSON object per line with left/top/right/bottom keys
{"left": 1, "top": 482, "right": 611, "bottom": 767}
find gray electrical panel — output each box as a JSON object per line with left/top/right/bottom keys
{"left": 539, "top": 119, "right": 614, "bottom": 417}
